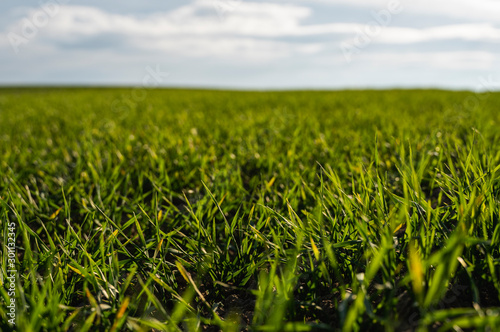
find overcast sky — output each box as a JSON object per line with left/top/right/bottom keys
{"left": 0, "top": 0, "right": 499, "bottom": 90}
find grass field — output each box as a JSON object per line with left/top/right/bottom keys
{"left": 1, "top": 88, "right": 500, "bottom": 331}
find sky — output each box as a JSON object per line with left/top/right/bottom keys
{"left": 0, "top": 0, "right": 499, "bottom": 90}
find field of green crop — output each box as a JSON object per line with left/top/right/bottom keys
{"left": 1, "top": 88, "right": 500, "bottom": 331}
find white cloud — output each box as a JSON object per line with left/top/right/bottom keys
{"left": 1, "top": 0, "right": 499, "bottom": 88}
{"left": 302, "top": 0, "right": 500, "bottom": 23}
{"left": 2, "top": 2, "right": 324, "bottom": 61}
{"left": 4, "top": 0, "right": 499, "bottom": 60}
{"left": 356, "top": 51, "right": 496, "bottom": 70}
{"left": 40, "top": 2, "right": 500, "bottom": 43}
{"left": 372, "top": 24, "right": 500, "bottom": 44}
{"left": 38, "top": 2, "right": 314, "bottom": 38}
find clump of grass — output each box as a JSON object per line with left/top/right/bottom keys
{"left": 0, "top": 88, "right": 499, "bottom": 331}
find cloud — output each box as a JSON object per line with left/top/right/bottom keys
{"left": 2, "top": 2, "right": 325, "bottom": 61}
{"left": 360, "top": 24, "right": 500, "bottom": 44}
{"left": 0, "top": 0, "right": 499, "bottom": 88}
{"left": 4, "top": 0, "right": 499, "bottom": 62}
{"left": 355, "top": 51, "right": 496, "bottom": 70}
{"left": 301, "top": 0, "right": 500, "bottom": 23}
